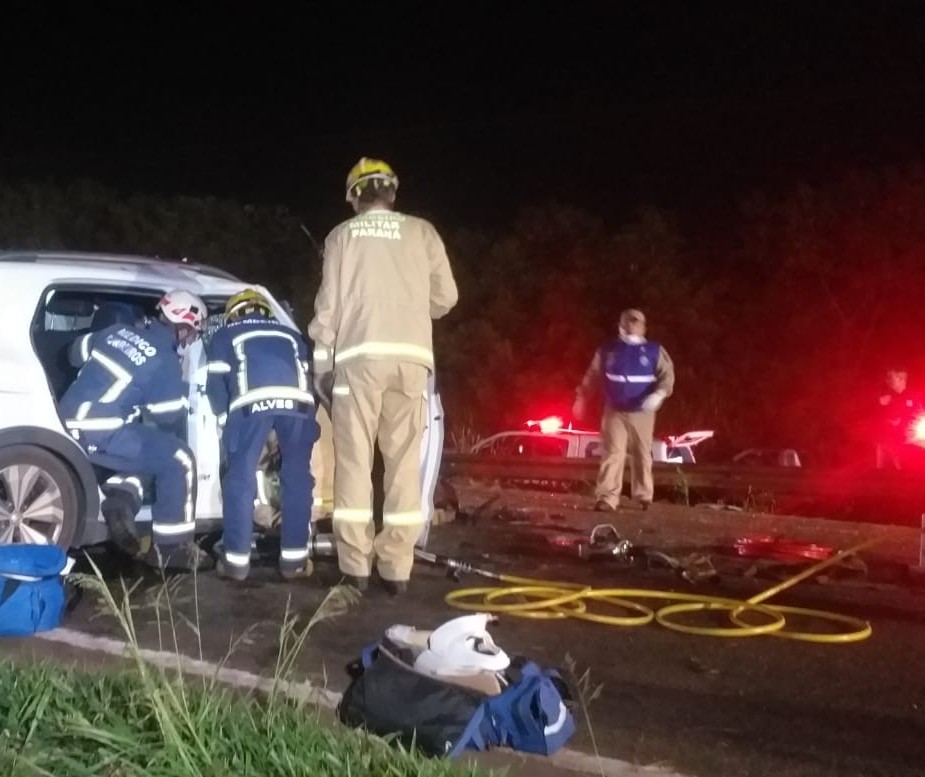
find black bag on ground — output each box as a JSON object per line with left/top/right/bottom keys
{"left": 337, "top": 637, "right": 576, "bottom": 758}
{"left": 338, "top": 640, "right": 486, "bottom": 757}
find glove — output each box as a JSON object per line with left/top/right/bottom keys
{"left": 314, "top": 371, "right": 334, "bottom": 414}
{"left": 571, "top": 397, "right": 586, "bottom": 421}
{"left": 640, "top": 391, "right": 666, "bottom": 413}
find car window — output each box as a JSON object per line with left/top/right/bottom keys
{"left": 523, "top": 436, "right": 570, "bottom": 457}
{"left": 45, "top": 310, "right": 94, "bottom": 332}
{"left": 37, "top": 288, "right": 161, "bottom": 331}
{"left": 585, "top": 440, "right": 603, "bottom": 458}
{"left": 504, "top": 435, "right": 535, "bottom": 456}
{"left": 201, "top": 311, "right": 228, "bottom": 347}
{"left": 666, "top": 446, "right": 693, "bottom": 463}
{"left": 32, "top": 286, "right": 166, "bottom": 400}
{"left": 474, "top": 436, "right": 520, "bottom": 456}
{"left": 473, "top": 434, "right": 569, "bottom": 457}
{"left": 780, "top": 449, "right": 802, "bottom": 467}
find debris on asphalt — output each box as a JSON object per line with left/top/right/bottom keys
{"left": 731, "top": 534, "right": 834, "bottom": 562}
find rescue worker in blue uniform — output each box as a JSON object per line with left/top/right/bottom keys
{"left": 68, "top": 301, "right": 143, "bottom": 367}
{"left": 572, "top": 308, "right": 675, "bottom": 511}
{"left": 207, "top": 289, "right": 318, "bottom": 581}
{"left": 59, "top": 289, "right": 208, "bottom": 570}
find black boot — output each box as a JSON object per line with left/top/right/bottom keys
{"left": 215, "top": 557, "right": 250, "bottom": 582}
{"left": 342, "top": 575, "right": 369, "bottom": 592}
{"left": 279, "top": 560, "right": 314, "bottom": 581}
{"left": 380, "top": 579, "right": 408, "bottom": 597}
{"left": 101, "top": 492, "right": 141, "bottom": 556}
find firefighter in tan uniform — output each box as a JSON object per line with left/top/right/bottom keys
{"left": 308, "top": 158, "right": 458, "bottom": 594}
{"left": 572, "top": 309, "right": 675, "bottom": 511}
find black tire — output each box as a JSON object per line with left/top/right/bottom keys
{"left": 0, "top": 444, "right": 82, "bottom": 549}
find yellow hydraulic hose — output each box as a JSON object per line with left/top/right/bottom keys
{"left": 443, "top": 539, "right": 878, "bottom": 643}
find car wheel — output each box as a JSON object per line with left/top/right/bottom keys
{"left": 0, "top": 445, "right": 81, "bottom": 548}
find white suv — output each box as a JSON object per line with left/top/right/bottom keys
{"left": 0, "top": 251, "right": 445, "bottom": 549}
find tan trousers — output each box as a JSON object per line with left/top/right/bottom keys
{"left": 310, "top": 404, "right": 334, "bottom": 519}
{"left": 596, "top": 407, "right": 656, "bottom": 507}
{"left": 331, "top": 361, "right": 428, "bottom": 581}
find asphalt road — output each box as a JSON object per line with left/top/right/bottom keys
{"left": 5, "top": 491, "right": 925, "bottom": 777}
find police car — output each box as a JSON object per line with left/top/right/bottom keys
{"left": 470, "top": 417, "right": 713, "bottom": 464}
{"left": 0, "top": 250, "right": 445, "bottom": 549}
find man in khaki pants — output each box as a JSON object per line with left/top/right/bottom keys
{"left": 308, "top": 158, "right": 458, "bottom": 595}
{"left": 572, "top": 309, "right": 674, "bottom": 511}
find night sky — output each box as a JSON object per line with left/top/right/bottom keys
{"left": 3, "top": 3, "right": 925, "bottom": 236}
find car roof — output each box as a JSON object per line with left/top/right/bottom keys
{"left": 0, "top": 250, "right": 245, "bottom": 292}
{"left": 505, "top": 429, "right": 598, "bottom": 435}
{"left": 478, "top": 429, "right": 709, "bottom": 445}
{"left": 476, "top": 429, "right": 600, "bottom": 443}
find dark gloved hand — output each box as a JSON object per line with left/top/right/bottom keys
{"left": 314, "top": 371, "right": 334, "bottom": 414}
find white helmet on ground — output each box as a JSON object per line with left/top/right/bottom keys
{"left": 412, "top": 613, "right": 510, "bottom": 676}
{"left": 157, "top": 289, "right": 206, "bottom": 331}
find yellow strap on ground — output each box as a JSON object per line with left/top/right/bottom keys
{"left": 443, "top": 539, "right": 878, "bottom": 643}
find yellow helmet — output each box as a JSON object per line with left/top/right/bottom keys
{"left": 345, "top": 157, "right": 399, "bottom": 202}
{"left": 225, "top": 288, "right": 272, "bottom": 322}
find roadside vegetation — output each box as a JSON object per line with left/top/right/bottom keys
{"left": 0, "top": 559, "right": 494, "bottom": 777}
{"left": 4, "top": 164, "right": 925, "bottom": 461}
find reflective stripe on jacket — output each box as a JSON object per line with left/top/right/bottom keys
{"left": 308, "top": 208, "right": 458, "bottom": 374}
{"left": 576, "top": 339, "right": 675, "bottom": 413}
{"left": 206, "top": 313, "right": 313, "bottom": 420}
{"left": 58, "top": 320, "right": 187, "bottom": 435}
{"left": 601, "top": 340, "right": 661, "bottom": 411}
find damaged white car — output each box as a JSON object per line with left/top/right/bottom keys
{"left": 0, "top": 251, "right": 445, "bottom": 549}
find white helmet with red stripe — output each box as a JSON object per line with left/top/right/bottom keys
{"left": 157, "top": 289, "right": 206, "bottom": 331}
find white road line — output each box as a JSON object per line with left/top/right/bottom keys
{"left": 548, "top": 748, "right": 684, "bottom": 776}
{"left": 35, "top": 627, "right": 340, "bottom": 708}
{"left": 35, "top": 627, "right": 687, "bottom": 777}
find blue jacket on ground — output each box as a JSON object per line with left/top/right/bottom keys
{"left": 58, "top": 318, "right": 196, "bottom": 548}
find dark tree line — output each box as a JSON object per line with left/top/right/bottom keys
{"left": 5, "top": 164, "right": 925, "bottom": 465}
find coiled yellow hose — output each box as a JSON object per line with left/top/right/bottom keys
{"left": 444, "top": 539, "right": 877, "bottom": 643}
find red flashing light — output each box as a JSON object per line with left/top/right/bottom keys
{"left": 913, "top": 416, "right": 925, "bottom": 443}
{"left": 525, "top": 415, "right": 568, "bottom": 434}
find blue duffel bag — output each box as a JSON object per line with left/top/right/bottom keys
{"left": 338, "top": 638, "right": 576, "bottom": 759}
{"left": 0, "top": 545, "right": 71, "bottom": 637}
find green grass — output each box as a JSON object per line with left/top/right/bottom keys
{"left": 0, "top": 661, "right": 492, "bottom": 776}
{"left": 0, "top": 556, "right": 496, "bottom": 777}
